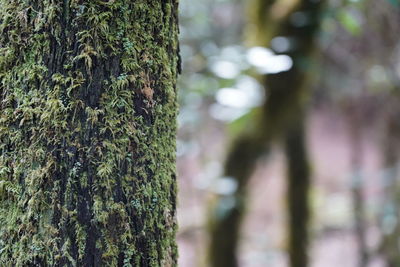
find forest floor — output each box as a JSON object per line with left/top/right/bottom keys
{"left": 177, "top": 105, "right": 388, "bottom": 267}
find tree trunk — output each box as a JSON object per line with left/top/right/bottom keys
{"left": 379, "top": 98, "right": 400, "bottom": 267}
{"left": 0, "top": 1, "right": 180, "bottom": 266}
{"left": 208, "top": 1, "right": 322, "bottom": 266}
{"left": 208, "top": 134, "right": 267, "bottom": 267}
{"left": 285, "top": 115, "right": 310, "bottom": 267}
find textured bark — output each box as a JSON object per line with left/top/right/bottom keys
{"left": 0, "top": 1, "right": 180, "bottom": 266}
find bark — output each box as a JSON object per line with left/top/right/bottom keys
{"left": 0, "top": 1, "right": 180, "bottom": 266}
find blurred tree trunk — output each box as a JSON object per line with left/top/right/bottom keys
{"left": 345, "top": 101, "right": 369, "bottom": 267}
{"left": 208, "top": 134, "right": 266, "bottom": 267}
{"left": 371, "top": 3, "right": 400, "bottom": 264}
{"left": 285, "top": 113, "right": 310, "bottom": 267}
{"left": 208, "top": 1, "right": 322, "bottom": 267}
{"left": 0, "top": 1, "right": 180, "bottom": 266}
{"left": 379, "top": 98, "right": 400, "bottom": 267}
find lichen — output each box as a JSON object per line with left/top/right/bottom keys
{"left": 0, "top": 0, "right": 180, "bottom": 266}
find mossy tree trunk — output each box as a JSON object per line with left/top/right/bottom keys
{"left": 0, "top": 1, "right": 180, "bottom": 266}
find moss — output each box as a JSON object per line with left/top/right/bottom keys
{"left": 0, "top": 0, "right": 180, "bottom": 266}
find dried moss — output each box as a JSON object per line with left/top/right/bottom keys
{"left": 0, "top": 0, "right": 180, "bottom": 266}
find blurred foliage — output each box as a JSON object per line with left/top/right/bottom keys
{"left": 179, "top": 0, "right": 400, "bottom": 265}
{"left": 178, "top": 0, "right": 296, "bottom": 152}
{"left": 178, "top": 0, "right": 400, "bottom": 132}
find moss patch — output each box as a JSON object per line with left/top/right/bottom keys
{"left": 0, "top": 0, "right": 180, "bottom": 266}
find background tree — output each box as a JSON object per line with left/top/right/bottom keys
{"left": 208, "top": 0, "right": 323, "bottom": 266}
{"left": 0, "top": 1, "right": 180, "bottom": 266}
{"left": 318, "top": 1, "right": 400, "bottom": 265}
{"left": 175, "top": 0, "right": 400, "bottom": 265}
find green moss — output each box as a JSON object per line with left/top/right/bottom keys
{"left": 0, "top": 0, "right": 180, "bottom": 266}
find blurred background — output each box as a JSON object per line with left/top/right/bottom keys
{"left": 175, "top": 0, "right": 400, "bottom": 266}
